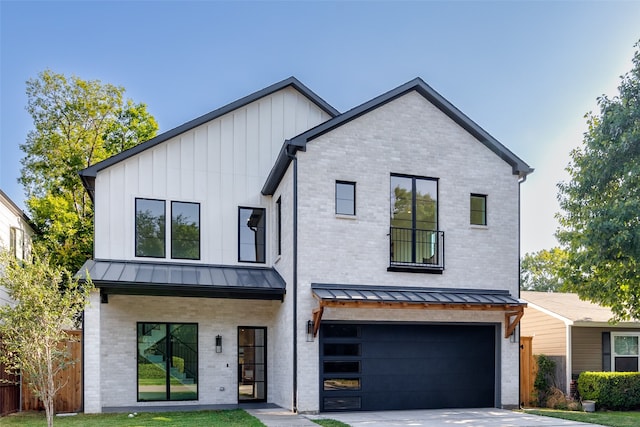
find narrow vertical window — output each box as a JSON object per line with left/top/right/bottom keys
{"left": 171, "top": 201, "right": 200, "bottom": 260}
{"left": 276, "top": 197, "right": 282, "bottom": 256}
{"left": 336, "top": 181, "right": 356, "bottom": 216}
{"left": 9, "top": 227, "right": 24, "bottom": 260}
{"left": 135, "top": 198, "right": 166, "bottom": 258}
{"left": 470, "top": 194, "right": 487, "bottom": 226}
{"left": 239, "top": 207, "right": 266, "bottom": 263}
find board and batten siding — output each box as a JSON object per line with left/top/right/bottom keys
{"left": 93, "top": 87, "right": 331, "bottom": 264}
{"left": 520, "top": 307, "right": 567, "bottom": 356}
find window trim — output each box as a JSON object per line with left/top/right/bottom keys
{"left": 238, "top": 206, "right": 266, "bottom": 264}
{"left": 335, "top": 181, "right": 356, "bottom": 216}
{"left": 170, "top": 201, "right": 201, "bottom": 260}
{"left": 470, "top": 193, "right": 487, "bottom": 226}
{"left": 135, "top": 198, "right": 166, "bottom": 258}
{"left": 9, "top": 226, "right": 24, "bottom": 260}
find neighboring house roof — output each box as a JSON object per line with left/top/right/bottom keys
{"left": 78, "top": 77, "right": 339, "bottom": 201}
{"left": 521, "top": 291, "right": 640, "bottom": 327}
{"left": 77, "top": 259, "right": 286, "bottom": 301}
{"left": 262, "top": 77, "right": 534, "bottom": 195}
{"left": 0, "top": 188, "right": 36, "bottom": 233}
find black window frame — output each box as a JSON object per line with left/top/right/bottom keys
{"left": 335, "top": 181, "right": 356, "bottom": 216}
{"left": 135, "top": 198, "right": 166, "bottom": 258}
{"left": 238, "top": 207, "right": 266, "bottom": 263}
{"left": 171, "top": 201, "right": 201, "bottom": 260}
{"left": 470, "top": 194, "right": 487, "bottom": 226}
{"left": 275, "top": 197, "right": 282, "bottom": 256}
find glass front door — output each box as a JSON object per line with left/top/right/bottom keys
{"left": 238, "top": 327, "right": 266, "bottom": 402}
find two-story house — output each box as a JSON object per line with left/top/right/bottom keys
{"left": 77, "top": 77, "right": 532, "bottom": 414}
{"left": 1, "top": 189, "right": 34, "bottom": 306}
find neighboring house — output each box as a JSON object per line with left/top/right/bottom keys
{"left": 521, "top": 291, "right": 640, "bottom": 395}
{"left": 0, "top": 189, "right": 34, "bottom": 306}
{"left": 76, "top": 77, "right": 533, "bottom": 414}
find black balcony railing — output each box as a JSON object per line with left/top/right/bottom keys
{"left": 389, "top": 227, "right": 444, "bottom": 270}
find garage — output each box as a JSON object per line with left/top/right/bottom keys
{"left": 320, "top": 322, "right": 497, "bottom": 411}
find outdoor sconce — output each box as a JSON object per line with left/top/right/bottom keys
{"left": 306, "top": 320, "right": 314, "bottom": 342}
{"left": 215, "top": 335, "right": 222, "bottom": 353}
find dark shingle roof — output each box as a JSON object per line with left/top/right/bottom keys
{"left": 77, "top": 259, "right": 285, "bottom": 300}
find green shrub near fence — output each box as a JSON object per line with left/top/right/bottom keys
{"left": 578, "top": 371, "right": 640, "bottom": 410}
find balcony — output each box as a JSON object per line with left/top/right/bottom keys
{"left": 389, "top": 227, "right": 444, "bottom": 273}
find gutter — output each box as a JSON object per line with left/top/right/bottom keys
{"left": 286, "top": 144, "right": 299, "bottom": 413}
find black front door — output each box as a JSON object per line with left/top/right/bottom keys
{"left": 238, "top": 327, "right": 266, "bottom": 402}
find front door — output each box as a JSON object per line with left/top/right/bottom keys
{"left": 238, "top": 327, "right": 266, "bottom": 402}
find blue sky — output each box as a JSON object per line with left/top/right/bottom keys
{"left": 1, "top": 0, "right": 639, "bottom": 255}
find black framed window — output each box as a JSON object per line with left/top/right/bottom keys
{"left": 239, "top": 207, "right": 266, "bottom": 263}
{"left": 276, "top": 197, "right": 282, "bottom": 256}
{"left": 336, "top": 181, "right": 356, "bottom": 215}
{"left": 470, "top": 194, "right": 487, "bottom": 226}
{"left": 135, "top": 198, "right": 166, "bottom": 258}
{"left": 171, "top": 201, "right": 200, "bottom": 259}
{"left": 137, "top": 323, "right": 198, "bottom": 401}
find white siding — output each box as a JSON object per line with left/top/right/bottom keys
{"left": 93, "top": 87, "right": 331, "bottom": 264}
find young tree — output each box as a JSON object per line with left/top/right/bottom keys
{"left": 0, "top": 250, "right": 93, "bottom": 427}
{"left": 557, "top": 40, "right": 640, "bottom": 320}
{"left": 19, "top": 70, "right": 158, "bottom": 273}
{"left": 521, "top": 248, "right": 568, "bottom": 292}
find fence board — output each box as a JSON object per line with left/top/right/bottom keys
{"left": 21, "top": 330, "right": 82, "bottom": 414}
{"left": 1, "top": 338, "right": 21, "bottom": 416}
{"left": 520, "top": 336, "right": 536, "bottom": 407}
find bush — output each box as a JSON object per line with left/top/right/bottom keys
{"left": 578, "top": 371, "right": 640, "bottom": 410}
{"left": 172, "top": 356, "right": 184, "bottom": 373}
{"left": 534, "top": 354, "right": 557, "bottom": 407}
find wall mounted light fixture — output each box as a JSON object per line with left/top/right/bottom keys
{"left": 306, "top": 320, "right": 314, "bottom": 342}
{"left": 215, "top": 335, "right": 222, "bottom": 353}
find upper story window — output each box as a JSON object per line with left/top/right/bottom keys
{"left": 239, "top": 207, "right": 265, "bottom": 263}
{"left": 276, "top": 197, "right": 282, "bottom": 256}
{"left": 136, "top": 198, "right": 166, "bottom": 258}
{"left": 171, "top": 201, "right": 200, "bottom": 260}
{"left": 470, "top": 194, "right": 487, "bottom": 226}
{"left": 389, "top": 174, "right": 443, "bottom": 271}
{"left": 336, "top": 181, "right": 356, "bottom": 216}
{"left": 9, "top": 227, "right": 24, "bottom": 260}
{"left": 135, "top": 198, "right": 200, "bottom": 260}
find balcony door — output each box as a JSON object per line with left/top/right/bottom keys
{"left": 238, "top": 327, "right": 266, "bottom": 402}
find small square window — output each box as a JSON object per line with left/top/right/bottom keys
{"left": 336, "top": 181, "right": 356, "bottom": 216}
{"left": 470, "top": 194, "right": 487, "bottom": 226}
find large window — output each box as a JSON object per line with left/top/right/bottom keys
{"left": 171, "top": 201, "right": 200, "bottom": 260}
{"left": 137, "top": 323, "right": 198, "bottom": 401}
{"left": 135, "top": 198, "right": 166, "bottom": 258}
{"left": 239, "top": 207, "right": 266, "bottom": 263}
{"left": 336, "top": 181, "right": 356, "bottom": 216}
{"left": 612, "top": 333, "right": 639, "bottom": 372}
{"left": 390, "top": 175, "right": 442, "bottom": 269}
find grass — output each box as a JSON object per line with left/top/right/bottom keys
{"left": 312, "top": 420, "right": 350, "bottom": 427}
{"left": 525, "top": 408, "right": 640, "bottom": 427}
{"left": 0, "top": 409, "right": 264, "bottom": 427}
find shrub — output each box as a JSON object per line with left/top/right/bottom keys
{"left": 578, "top": 371, "right": 640, "bottom": 410}
{"left": 534, "top": 354, "right": 557, "bottom": 407}
{"left": 172, "top": 356, "right": 184, "bottom": 373}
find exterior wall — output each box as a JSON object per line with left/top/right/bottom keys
{"left": 93, "top": 87, "right": 331, "bottom": 265}
{"left": 520, "top": 307, "right": 567, "bottom": 357}
{"left": 94, "top": 294, "right": 283, "bottom": 410}
{"left": 571, "top": 327, "right": 640, "bottom": 375}
{"left": 0, "top": 192, "right": 34, "bottom": 306}
{"left": 293, "top": 91, "right": 522, "bottom": 411}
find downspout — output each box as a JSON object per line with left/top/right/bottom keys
{"left": 517, "top": 172, "right": 526, "bottom": 408}
{"left": 287, "top": 145, "right": 299, "bottom": 413}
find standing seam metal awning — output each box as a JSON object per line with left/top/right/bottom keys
{"left": 311, "top": 283, "right": 526, "bottom": 338}
{"left": 76, "top": 259, "right": 286, "bottom": 301}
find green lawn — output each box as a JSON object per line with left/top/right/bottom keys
{"left": 0, "top": 409, "right": 264, "bottom": 427}
{"left": 525, "top": 408, "right": 640, "bottom": 427}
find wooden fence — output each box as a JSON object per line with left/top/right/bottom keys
{"left": 21, "top": 330, "right": 82, "bottom": 414}
{"left": 520, "top": 336, "right": 536, "bottom": 407}
{"left": 0, "top": 338, "right": 20, "bottom": 416}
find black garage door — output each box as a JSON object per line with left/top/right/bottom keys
{"left": 320, "top": 323, "right": 497, "bottom": 411}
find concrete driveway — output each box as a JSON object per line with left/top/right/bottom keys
{"left": 304, "top": 408, "right": 607, "bottom": 427}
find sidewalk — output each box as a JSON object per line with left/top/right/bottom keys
{"left": 245, "top": 407, "right": 318, "bottom": 427}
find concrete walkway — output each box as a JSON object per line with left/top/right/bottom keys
{"left": 248, "top": 407, "right": 608, "bottom": 427}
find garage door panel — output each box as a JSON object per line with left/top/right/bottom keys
{"left": 321, "top": 323, "right": 497, "bottom": 411}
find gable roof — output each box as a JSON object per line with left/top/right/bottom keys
{"left": 78, "top": 77, "right": 339, "bottom": 201}
{"left": 521, "top": 291, "right": 640, "bottom": 326}
{"left": 0, "top": 188, "right": 37, "bottom": 233}
{"left": 262, "top": 77, "right": 534, "bottom": 195}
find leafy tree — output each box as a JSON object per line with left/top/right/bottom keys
{"left": 521, "top": 248, "right": 568, "bottom": 292}
{"left": 0, "top": 249, "right": 93, "bottom": 427}
{"left": 19, "top": 70, "right": 158, "bottom": 272}
{"left": 556, "top": 40, "right": 640, "bottom": 320}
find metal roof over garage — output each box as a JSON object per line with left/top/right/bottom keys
{"left": 76, "top": 259, "right": 286, "bottom": 300}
